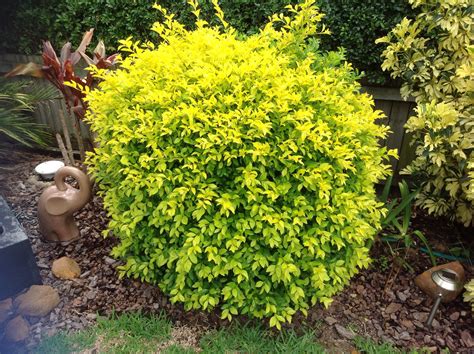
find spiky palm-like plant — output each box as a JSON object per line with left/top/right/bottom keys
{"left": 0, "top": 78, "right": 59, "bottom": 147}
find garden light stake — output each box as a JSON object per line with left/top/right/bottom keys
{"left": 426, "top": 268, "right": 462, "bottom": 327}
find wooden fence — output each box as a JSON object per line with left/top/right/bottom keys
{"left": 361, "top": 86, "right": 416, "bottom": 173}
{"left": 1, "top": 54, "right": 416, "bottom": 174}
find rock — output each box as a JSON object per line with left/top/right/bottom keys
{"left": 0, "top": 298, "right": 13, "bottom": 324}
{"left": 86, "top": 290, "right": 97, "bottom": 300}
{"left": 384, "top": 290, "right": 396, "bottom": 301}
{"left": 414, "top": 261, "right": 465, "bottom": 302}
{"left": 52, "top": 257, "right": 81, "bottom": 279}
{"left": 26, "top": 175, "right": 52, "bottom": 191}
{"left": 385, "top": 302, "right": 402, "bottom": 314}
{"left": 37, "top": 262, "right": 50, "bottom": 269}
{"left": 86, "top": 313, "right": 97, "bottom": 320}
{"left": 412, "top": 312, "right": 429, "bottom": 322}
{"left": 80, "top": 270, "right": 91, "bottom": 278}
{"left": 89, "top": 276, "right": 98, "bottom": 288}
{"left": 398, "top": 331, "right": 411, "bottom": 340}
{"left": 449, "top": 311, "right": 460, "bottom": 321}
{"left": 4, "top": 315, "right": 30, "bottom": 342}
{"left": 396, "top": 291, "right": 408, "bottom": 302}
{"left": 335, "top": 324, "right": 355, "bottom": 340}
{"left": 104, "top": 256, "right": 117, "bottom": 265}
{"left": 413, "top": 320, "right": 424, "bottom": 329}
{"left": 14, "top": 285, "right": 60, "bottom": 317}
{"left": 408, "top": 298, "right": 423, "bottom": 307}
{"left": 400, "top": 319, "right": 414, "bottom": 329}
{"left": 356, "top": 285, "right": 365, "bottom": 295}
{"left": 324, "top": 316, "right": 338, "bottom": 326}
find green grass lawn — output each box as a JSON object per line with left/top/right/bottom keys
{"left": 33, "top": 312, "right": 424, "bottom": 354}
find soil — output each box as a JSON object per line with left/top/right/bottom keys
{"left": 0, "top": 151, "right": 473, "bottom": 353}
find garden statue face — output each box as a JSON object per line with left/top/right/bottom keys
{"left": 37, "top": 166, "right": 91, "bottom": 243}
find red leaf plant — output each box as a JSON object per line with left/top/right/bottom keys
{"left": 6, "top": 29, "right": 117, "bottom": 162}
{"left": 7, "top": 29, "right": 118, "bottom": 121}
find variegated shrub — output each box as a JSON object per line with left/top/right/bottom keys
{"left": 464, "top": 279, "right": 474, "bottom": 313}
{"left": 377, "top": 0, "right": 474, "bottom": 226}
{"left": 84, "top": 0, "right": 392, "bottom": 327}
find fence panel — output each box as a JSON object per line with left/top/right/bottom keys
{"left": 363, "top": 86, "right": 416, "bottom": 174}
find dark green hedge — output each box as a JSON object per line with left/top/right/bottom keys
{"left": 317, "top": 0, "right": 416, "bottom": 85}
{"left": 1, "top": 0, "right": 417, "bottom": 85}
{"left": 0, "top": 0, "right": 58, "bottom": 55}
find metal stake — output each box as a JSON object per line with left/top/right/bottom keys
{"left": 424, "top": 268, "right": 462, "bottom": 329}
{"left": 426, "top": 293, "right": 442, "bottom": 327}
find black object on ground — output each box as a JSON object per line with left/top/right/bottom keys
{"left": 0, "top": 195, "right": 42, "bottom": 300}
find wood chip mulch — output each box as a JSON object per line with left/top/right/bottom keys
{"left": 0, "top": 151, "right": 472, "bottom": 352}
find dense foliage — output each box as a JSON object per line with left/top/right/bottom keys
{"left": 317, "top": 0, "right": 417, "bottom": 85}
{"left": 378, "top": 0, "right": 474, "bottom": 226}
{"left": 0, "top": 79, "right": 56, "bottom": 147}
{"left": 85, "top": 0, "right": 392, "bottom": 327}
{"left": 465, "top": 279, "right": 474, "bottom": 312}
{"left": 2, "top": 0, "right": 416, "bottom": 85}
{"left": 0, "top": 0, "right": 57, "bottom": 54}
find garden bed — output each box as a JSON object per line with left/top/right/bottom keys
{"left": 0, "top": 151, "right": 472, "bottom": 352}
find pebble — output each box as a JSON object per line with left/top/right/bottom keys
{"left": 408, "top": 298, "right": 423, "bottom": 307}
{"left": 49, "top": 312, "right": 57, "bottom": 322}
{"left": 86, "top": 290, "right": 97, "bottom": 300}
{"left": 400, "top": 319, "right": 414, "bottom": 330}
{"left": 104, "top": 256, "right": 117, "bottom": 265}
{"left": 396, "top": 291, "right": 408, "bottom": 302}
{"left": 37, "top": 262, "right": 50, "bottom": 269}
{"left": 385, "top": 302, "right": 402, "bottom": 314}
{"left": 334, "top": 324, "right": 355, "bottom": 340}
{"left": 86, "top": 313, "right": 97, "bottom": 320}
{"left": 324, "top": 316, "right": 338, "bottom": 326}
{"left": 398, "top": 331, "right": 411, "bottom": 341}
{"left": 89, "top": 276, "right": 98, "bottom": 288}
{"left": 80, "top": 270, "right": 91, "bottom": 278}
{"left": 413, "top": 312, "right": 429, "bottom": 322}
{"left": 449, "top": 312, "right": 460, "bottom": 321}
{"left": 385, "top": 290, "right": 396, "bottom": 301}
{"left": 413, "top": 320, "right": 424, "bottom": 329}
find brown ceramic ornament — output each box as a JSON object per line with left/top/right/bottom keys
{"left": 414, "top": 261, "right": 465, "bottom": 303}
{"left": 38, "top": 166, "right": 91, "bottom": 243}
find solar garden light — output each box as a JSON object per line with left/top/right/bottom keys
{"left": 426, "top": 268, "right": 462, "bottom": 327}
